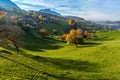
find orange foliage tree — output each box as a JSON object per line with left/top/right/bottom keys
{"left": 10, "top": 15, "right": 17, "bottom": 22}
{"left": 67, "top": 19, "right": 75, "bottom": 26}
{"left": 61, "top": 29, "right": 92, "bottom": 46}
{"left": 60, "top": 34, "right": 67, "bottom": 41}
{"left": 61, "top": 19, "right": 92, "bottom": 46}
{"left": 0, "top": 11, "right": 6, "bottom": 24}
{"left": 65, "top": 29, "right": 83, "bottom": 46}
{"left": 67, "top": 19, "right": 77, "bottom": 29}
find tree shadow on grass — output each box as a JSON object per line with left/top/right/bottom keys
{"left": 0, "top": 50, "right": 12, "bottom": 54}
{"left": 0, "top": 54, "right": 74, "bottom": 80}
{"left": 92, "top": 37, "right": 115, "bottom": 41}
{"left": 0, "top": 50, "right": 101, "bottom": 79}
{"left": 33, "top": 56, "right": 101, "bottom": 72}
{"left": 18, "top": 51, "right": 101, "bottom": 73}
{"left": 23, "top": 33, "right": 63, "bottom": 52}
{"left": 76, "top": 42, "right": 102, "bottom": 48}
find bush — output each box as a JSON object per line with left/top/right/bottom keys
{"left": 52, "top": 29, "right": 58, "bottom": 35}
{"left": 39, "top": 29, "right": 49, "bottom": 36}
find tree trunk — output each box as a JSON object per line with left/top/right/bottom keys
{"left": 75, "top": 43, "right": 78, "bottom": 47}
{"left": 13, "top": 43, "right": 19, "bottom": 52}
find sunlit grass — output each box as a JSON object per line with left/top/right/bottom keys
{"left": 0, "top": 31, "right": 120, "bottom": 80}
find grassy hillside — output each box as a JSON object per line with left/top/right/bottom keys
{"left": 0, "top": 31, "right": 120, "bottom": 80}
{"left": 40, "top": 20, "right": 68, "bottom": 34}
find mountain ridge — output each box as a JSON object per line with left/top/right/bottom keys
{"left": 0, "top": 0, "right": 22, "bottom": 11}
{"left": 39, "top": 9, "right": 61, "bottom": 16}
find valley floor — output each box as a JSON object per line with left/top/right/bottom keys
{"left": 0, "top": 31, "right": 120, "bottom": 80}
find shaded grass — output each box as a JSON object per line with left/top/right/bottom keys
{"left": 33, "top": 56, "right": 101, "bottom": 72}
{"left": 16, "top": 50, "right": 101, "bottom": 72}
{"left": 0, "top": 54, "right": 74, "bottom": 80}
{"left": 23, "top": 33, "right": 63, "bottom": 52}
{"left": 0, "top": 50, "right": 12, "bottom": 54}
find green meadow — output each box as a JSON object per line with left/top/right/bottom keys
{"left": 0, "top": 31, "right": 120, "bottom": 80}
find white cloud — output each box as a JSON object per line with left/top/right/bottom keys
{"left": 18, "top": 5, "right": 32, "bottom": 10}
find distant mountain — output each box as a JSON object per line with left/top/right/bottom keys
{"left": 0, "top": 7, "right": 6, "bottom": 11}
{"left": 21, "top": 10, "right": 103, "bottom": 32}
{"left": 64, "top": 16, "right": 84, "bottom": 22}
{"left": 39, "top": 9, "right": 61, "bottom": 16}
{"left": 94, "top": 21, "right": 120, "bottom": 30}
{"left": 0, "top": 0, "right": 22, "bottom": 12}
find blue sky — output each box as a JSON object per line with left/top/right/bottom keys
{"left": 11, "top": 0, "right": 120, "bottom": 21}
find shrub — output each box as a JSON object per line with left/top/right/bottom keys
{"left": 39, "top": 29, "right": 49, "bottom": 36}
{"left": 52, "top": 29, "right": 58, "bottom": 35}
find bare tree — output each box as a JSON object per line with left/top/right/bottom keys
{"left": 0, "top": 25, "right": 24, "bottom": 52}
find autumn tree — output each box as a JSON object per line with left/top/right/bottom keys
{"left": 64, "top": 29, "right": 83, "bottom": 46}
{"left": 67, "top": 19, "right": 75, "bottom": 26}
{"left": 76, "top": 28, "right": 83, "bottom": 35}
{"left": 65, "top": 34, "right": 71, "bottom": 44}
{"left": 0, "top": 11, "right": 6, "bottom": 24}
{"left": 60, "top": 34, "right": 67, "bottom": 41}
{"left": 10, "top": 15, "right": 17, "bottom": 22}
{"left": 39, "top": 15, "right": 44, "bottom": 23}
{"left": 39, "top": 29, "right": 48, "bottom": 36}
{"left": 69, "top": 29, "right": 76, "bottom": 36}
{"left": 71, "top": 32, "right": 83, "bottom": 47}
{"left": 67, "top": 19, "right": 77, "bottom": 29}
{"left": 0, "top": 11, "right": 6, "bottom": 19}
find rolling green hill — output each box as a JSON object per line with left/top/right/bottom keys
{"left": 0, "top": 31, "right": 120, "bottom": 80}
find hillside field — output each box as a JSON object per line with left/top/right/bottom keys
{"left": 0, "top": 31, "right": 120, "bottom": 80}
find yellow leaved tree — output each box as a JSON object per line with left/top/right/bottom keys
{"left": 0, "top": 11, "right": 6, "bottom": 19}
{"left": 39, "top": 15, "right": 44, "bottom": 23}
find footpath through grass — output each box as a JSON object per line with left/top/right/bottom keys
{"left": 0, "top": 31, "right": 120, "bottom": 80}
